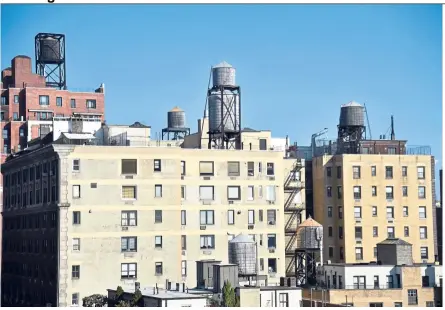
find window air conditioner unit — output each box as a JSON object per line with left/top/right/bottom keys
{"left": 200, "top": 225, "right": 206, "bottom": 230}
{"left": 248, "top": 225, "right": 254, "bottom": 230}
{"left": 121, "top": 226, "right": 128, "bottom": 231}
{"left": 269, "top": 177, "right": 275, "bottom": 181}
{"left": 125, "top": 175, "right": 134, "bottom": 179}
{"left": 228, "top": 201, "right": 234, "bottom": 204}
{"left": 182, "top": 250, "right": 186, "bottom": 256}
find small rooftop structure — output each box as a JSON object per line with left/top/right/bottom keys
{"left": 377, "top": 238, "right": 414, "bottom": 265}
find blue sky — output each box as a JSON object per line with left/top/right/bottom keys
{"left": 1, "top": 4, "right": 442, "bottom": 167}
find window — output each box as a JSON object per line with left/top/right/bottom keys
{"left": 199, "top": 186, "right": 214, "bottom": 200}
{"left": 355, "top": 247, "right": 363, "bottom": 260}
{"left": 12, "top": 112, "right": 19, "bottom": 120}
{"left": 267, "top": 234, "right": 276, "bottom": 248}
{"left": 369, "top": 303, "right": 383, "bottom": 307}
{"left": 327, "top": 206, "right": 333, "bottom": 217}
{"left": 260, "top": 258, "right": 264, "bottom": 271}
{"left": 181, "top": 210, "right": 186, "bottom": 225}
{"left": 268, "top": 258, "right": 277, "bottom": 273}
{"left": 338, "top": 226, "right": 343, "bottom": 239}
{"left": 258, "top": 185, "right": 263, "bottom": 198}
{"left": 355, "top": 227, "right": 362, "bottom": 239}
{"left": 181, "top": 260, "right": 187, "bottom": 277}
{"left": 181, "top": 186, "right": 186, "bottom": 200}
{"left": 227, "top": 161, "right": 240, "bottom": 176}
{"left": 371, "top": 166, "right": 376, "bottom": 176}
{"left": 328, "top": 226, "right": 333, "bottom": 237}
{"left": 354, "top": 206, "right": 362, "bottom": 219}
{"left": 155, "top": 210, "right": 162, "bottom": 223}
{"left": 121, "top": 263, "right": 137, "bottom": 279}
{"left": 419, "top": 206, "right": 427, "bottom": 219}
{"left": 248, "top": 210, "right": 255, "bottom": 224}
{"left": 422, "top": 276, "right": 430, "bottom": 287}
{"left": 338, "top": 206, "right": 343, "bottom": 219}
{"left": 402, "top": 166, "right": 407, "bottom": 177}
{"left": 403, "top": 206, "right": 408, "bottom": 217}
{"left": 200, "top": 210, "right": 214, "bottom": 225}
{"left": 266, "top": 163, "right": 274, "bottom": 176}
{"left": 373, "top": 226, "right": 378, "bottom": 237}
{"left": 337, "top": 186, "right": 342, "bottom": 199}
{"left": 121, "top": 237, "right": 137, "bottom": 252}
{"left": 72, "top": 238, "right": 80, "bottom": 251}
{"left": 121, "top": 159, "right": 137, "bottom": 174}
{"left": 259, "top": 139, "right": 267, "bottom": 150}
{"left": 70, "top": 98, "right": 76, "bottom": 108}
{"left": 386, "top": 186, "right": 394, "bottom": 199}
{"left": 39, "top": 95, "right": 49, "bottom": 106}
{"left": 181, "top": 161, "right": 186, "bottom": 176}
{"left": 327, "top": 186, "right": 332, "bottom": 197}
{"left": 73, "top": 211, "right": 81, "bottom": 225}
{"left": 326, "top": 167, "right": 332, "bottom": 177}
{"left": 417, "top": 167, "right": 425, "bottom": 179}
{"left": 279, "top": 293, "right": 288, "bottom": 307}
{"left": 421, "top": 247, "right": 428, "bottom": 259}
{"left": 154, "top": 184, "right": 162, "bottom": 197}
{"left": 353, "top": 166, "right": 361, "bottom": 179}
{"left": 72, "top": 265, "right": 80, "bottom": 279}
{"left": 418, "top": 186, "right": 426, "bottom": 199}
{"left": 56, "top": 97, "right": 62, "bottom": 106}
{"left": 404, "top": 226, "right": 410, "bottom": 237}
{"left": 385, "top": 166, "right": 393, "bottom": 179}
{"left": 353, "top": 186, "right": 361, "bottom": 199}
{"left": 328, "top": 246, "right": 334, "bottom": 257}
{"left": 387, "top": 226, "right": 395, "bottom": 238}
{"left": 72, "top": 293, "right": 79, "bottom": 306}
{"left": 259, "top": 210, "right": 263, "bottom": 222}
{"left": 86, "top": 99, "right": 96, "bottom": 109}
{"left": 386, "top": 206, "right": 394, "bottom": 219}
{"left": 247, "top": 185, "right": 254, "bottom": 201}
{"left": 395, "top": 303, "right": 403, "bottom": 307}
{"left": 408, "top": 289, "right": 418, "bottom": 305}
{"left": 181, "top": 235, "right": 187, "bottom": 251}
{"left": 373, "top": 276, "right": 379, "bottom": 288}
{"left": 73, "top": 159, "right": 80, "bottom": 171}
{"left": 227, "top": 186, "right": 241, "bottom": 200}
{"left": 336, "top": 166, "right": 342, "bottom": 178}
{"left": 266, "top": 185, "right": 276, "bottom": 201}
{"left": 420, "top": 227, "right": 427, "bottom": 239}
{"left": 19, "top": 128, "right": 25, "bottom": 137}
{"left": 258, "top": 162, "right": 262, "bottom": 173}
{"left": 402, "top": 186, "right": 408, "bottom": 197}
{"left": 353, "top": 275, "right": 365, "bottom": 289}
{"left": 121, "top": 211, "right": 137, "bottom": 226}
{"left": 153, "top": 159, "right": 161, "bottom": 172}
{"left": 199, "top": 161, "right": 214, "bottom": 176}
{"left": 200, "top": 235, "right": 215, "bottom": 249}
{"left": 247, "top": 161, "right": 254, "bottom": 176}
{"left": 2, "top": 129, "right": 8, "bottom": 139}
{"left": 228, "top": 210, "right": 235, "bottom": 225}
{"left": 426, "top": 301, "right": 434, "bottom": 307}
{"left": 267, "top": 210, "right": 276, "bottom": 224}
{"left": 1, "top": 96, "right": 6, "bottom": 105}
{"left": 122, "top": 186, "right": 137, "bottom": 199}
{"left": 372, "top": 186, "right": 377, "bottom": 196}
{"left": 155, "top": 236, "right": 162, "bottom": 248}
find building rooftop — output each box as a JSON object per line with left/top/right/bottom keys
{"left": 108, "top": 287, "right": 206, "bottom": 300}
{"left": 377, "top": 238, "right": 412, "bottom": 246}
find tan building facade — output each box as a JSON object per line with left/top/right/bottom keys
{"left": 312, "top": 154, "right": 435, "bottom": 264}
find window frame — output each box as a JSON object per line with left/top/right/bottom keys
{"left": 154, "top": 159, "right": 162, "bottom": 172}
{"left": 227, "top": 161, "right": 240, "bottom": 176}
{"left": 121, "top": 236, "right": 137, "bottom": 252}
{"left": 121, "top": 210, "right": 137, "bottom": 226}
{"left": 121, "top": 262, "right": 137, "bottom": 279}
{"left": 199, "top": 161, "right": 214, "bottom": 176}
{"left": 200, "top": 235, "right": 215, "bottom": 249}
{"left": 200, "top": 210, "right": 214, "bottom": 225}
{"left": 121, "top": 159, "right": 137, "bottom": 175}
{"left": 227, "top": 186, "right": 241, "bottom": 200}
{"left": 122, "top": 185, "right": 137, "bottom": 200}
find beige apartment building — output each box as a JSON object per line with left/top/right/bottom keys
{"left": 1, "top": 133, "right": 304, "bottom": 307}
{"left": 313, "top": 153, "right": 435, "bottom": 264}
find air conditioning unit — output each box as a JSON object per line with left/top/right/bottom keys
{"left": 355, "top": 220, "right": 361, "bottom": 224}
{"left": 268, "top": 221, "right": 275, "bottom": 225}
{"left": 248, "top": 225, "right": 255, "bottom": 230}
{"left": 182, "top": 250, "right": 186, "bottom": 256}
{"left": 200, "top": 225, "right": 206, "bottom": 230}
{"left": 125, "top": 175, "right": 134, "bottom": 179}
{"left": 269, "top": 177, "right": 275, "bottom": 181}
{"left": 230, "top": 177, "right": 236, "bottom": 180}
{"left": 228, "top": 201, "right": 234, "bottom": 204}
{"left": 121, "top": 226, "right": 128, "bottom": 231}
{"left": 269, "top": 249, "right": 275, "bottom": 253}
{"left": 203, "top": 177, "right": 211, "bottom": 180}
{"left": 356, "top": 240, "right": 362, "bottom": 244}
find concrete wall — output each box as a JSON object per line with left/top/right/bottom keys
{"left": 259, "top": 288, "right": 302, "bottom": 307}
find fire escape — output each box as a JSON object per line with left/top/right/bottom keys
{"left": 284, "top": 159, "right": 305, "bottom": 277}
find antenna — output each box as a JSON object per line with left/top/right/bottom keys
{"left": 199, "top": 67, "right": 212, "bottom": 149}
{"left": 363, "top": 102, "right": 372, "bottom": 140}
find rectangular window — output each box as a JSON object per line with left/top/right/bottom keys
{"left": 337, "top": 186, "right": 342, "bottom": 199}
{"left": 181, "top": 160, "right": 186, "bottom": 176}
{"left": 259, "top": 210, "right": 263, "bottom": 222}
{"left": 56, "top": 97, "right": 62, "bottom": 106}
{"left": 19, "top": 128, "right": 25, "bottom": 137}
{"left": 326, "top": 167, "right": 332, "bottom": 177}
{"left": 72, "top": 185, "right": 81, "bottom": 198}
{"left": 181, "top": 235, "right": 187, "bottom": 250}
{"left": 199, "top": 186, "right": 214, "bottom": 200}
{"left": 338, "top": 206, "right": 343, "bottom": 219}
{"left": 73, "top": 238, "right": 80, "bottom": 251}
{"left": 200, "top": 235, "right": 215, "bottom": 249}
{"left": 200, "top": 210, "right": 214, "bottom": 225}
{"left": 353, "top": 276, "right": 365, "bottom": 289}
{"left": 155, "top": 210, "right": 162, "bottom": 223}
{"left": 155, "top": 184, "right": 162, "bottom": 197}
{"left": 266, "top": 162, "right": 275, "bottom": 176}
{"left": 418, "top": 186, "right": 426, "bottom": 199}
{"left": 199, "top": 161, "right": 214, "bottom": 176}
{"left": 387, "top": 275, "right": 394, "bottom": 288}
{"left": 353, "top": 186, "right": 361, "bottom": 199}
{"left": 121, "top": 263, "right": 137, "bottom": 279}
{"left": 327, "top": 186, "right": 332, "bottom": 197}
{"left": 402, "top": 166, "right": 408, "bottom": 177}
{"left": 404, "top": 226, "right": 410, "bottom": 237}
{"left": 228, "top": 210, "right": 235, "bottom": 225}
{"left": 73, "top": 211, "right": 81, "bottom": 225}
{"left": 248, "top": 210, "right": 255, "bottom": 224}
{"left": 372, "top": 186, "right": 377, "bottom": 196}
{"left": 354, "top": 206, "right": 362, "bottom": 218}
{"left": 328, "top": 227, "right": 333, "bottom": 237}
{"left": 267, "top": 234, "right": 276, "bottom": 248}
{"left": 247, "top": 185, "right": 254, "bottom": 200}
{"left": 327, "top": 206, "right": 333, "bottom": 217}
{"left": 355, "top": 247, "right": 363, "bottom": 260}
{"left": 421, "top": 247, "right": 428, "bottom": 259}
{"left": 258, "top": 185, "right": 263, "bottom": 198}
{"left": 403, "top": 206, "right": 409, "bottom": 217}
{"left": 419, "top": 206, "right": 427, "bottom": 219}
{"left": 402, "top": 186, "right": 408, "bottom": 197}
{"left": 268, "top": 258, "right": 277, "bottom": 273}
{"left": 155, "top": 236, "right": 162, "bottom": 248}
{"left": 86, "top": 99, "right": 96, "bottom": 109}
{"left": 338, "top": 226, "right": 343, "bottom": 239}
{"left": 70, "top": 98, "right": 76, "bottom": 108}
{"left": 227, "top": 186, "right": 241, "bottom": 200}
{"left": 72, "top": 293, "right": 79, "bottom": 306}
{"left": 353, "top": 166, "right": 361, "bottom": 179}
{"left": 121, "top": 211, "right": 137, "bottom": 226}
{"left": 227, "top": 161, "right": 240, "bottom": 176}
{"left": 386, "top": 206, "right": 394, "bottom": 219}
{"left": 259, "top": 139, "right": 267, "bottom": 150}
{"left": 154, "top": 159, "right": 161, "bottom": 172}
{"left": 181, "top": 210, "right": 186, "bottom": 225}
{"left": 39, "top": 95, "right": 49, "bottom": 106}
{"left": 122, "top": 186, "right": 137, "bottom": 199}
{"left": 260, "top": 258, "right": 264, "bottom": 271}
{"left": 373, "top": 226, "right": 378, "bottom": 237}
{"left": 121, "top": 159, "right": 137, "bottom": 174}
{"left": 355, "top": 227, "right": 362, "bottom": 239}
{"left": 73, "top": 159, "right": 80, "bottom": 171}
{"left": 2, "top": 129, "right": 7, "bottom": 139}
{"left": 121, "top": 237, "right": 137, "bottom": 252}
{"left": 72, "top": 265, "right": 80, "bottom": 279}
{"left": 247, "top": 161, "right": 254, "bottom": 176}
{"left": 387, "top": 226, "right": 395, "bottom": 238}
{"left": 371, "top": 166, "right": 376, "bottom": 176}
{"left": 181, "top": 186, "right": 186, "bottom": 200}
{"left": 374, "top": 247, "right": 378, "bottom": 258}
{"left": 408, "top": 289, "right": 418, "bottom": 305}
{"left": 420, "top": 227, "right": 427, "bottom": 239}
{"left": 266, "top": 185, "right": 276, "bottom": 201}
{"left": 372, "top": 206, "right": 377, "bottom": 217}
{"left": 12, "top": 112, "right": 19, "bottom": 120}
{"left": 1, "top": 96, "right": 6, "bottom": 105}
{"left": 385, "top": 166, "right": 393, "bottom": 179}
{"left": 386, "top": 186, "right": 394, "bottom": 199}
{"left": 336, "top": 166, "right": 342, "bottom": 178}
{"left": 279, "top": 293, "right": 288, "bottom": 307}
{"left": 267, "top": 210, "right": 276, "bottom": 224}
{"left": 417, "top": 167, "right": 425, "bottom": 179}
{"left": 181, "top": 260, "right": 187, "bottom": 277}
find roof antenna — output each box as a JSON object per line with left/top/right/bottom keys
{"left": 390, "top": 115, "right": 395, "bottom": 140}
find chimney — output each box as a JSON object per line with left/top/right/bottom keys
{"left": 390, "top": 115, "right": 395, "bottom": 140}
{"left": 182, "top": 283, "right": 186, "bottom": 293}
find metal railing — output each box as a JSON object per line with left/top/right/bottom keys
{"left": 322, "top": 284, "right": 401, "bottom": 290}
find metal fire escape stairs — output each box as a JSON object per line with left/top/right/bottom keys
{"left": 284, "top": 159, "right": 305, "bottom": 276}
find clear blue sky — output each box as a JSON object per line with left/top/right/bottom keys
{"left": 1, "top": 4, "right": 442, "bottom": 169}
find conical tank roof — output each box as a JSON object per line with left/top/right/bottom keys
{"left": 229, "top": 233, "right": 255, "bottom": 243}
{"left": 213, "top": 61, "right": 233, "bottom": 68}
{"left": 170, "top": 106, "right": 183, "bottom": 112}
{"left": 298, "top": 215, "right": 322, "bottom": 228}
{"left": 341, "top": 101, "right": 363, "bottom": 108}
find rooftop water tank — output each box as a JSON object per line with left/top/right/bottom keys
{"left": 212, "top": 61, "right": 236, "bottom": 87}
{"left": 208, "top": 90, "right": 240, "bottom": 132}
{"left": 39, "top": 37, "right": 61, "bottom": 62}
{"left": 228, "top": 234, "right": 257, "bottom": 276}
{"left": 339, "top": 101, "right": 365, "bottom": 127}
{"left": 296, "top": 216, "right": 323, "bottom": 250}
{"left": 167, "top": 106, "right": 186, "bottom": 128}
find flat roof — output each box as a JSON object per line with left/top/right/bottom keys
{"left": 108, "top": 287, "right": 207, "bottom": 300}
{"left": 324, "top": 262, "right": 440, "bottom": 268}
